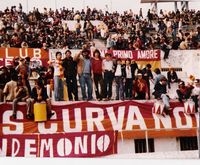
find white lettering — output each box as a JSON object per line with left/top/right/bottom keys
{"left": 0, "top": 139, "right": 7, "bottom": 156}
{"left": 74, "top": 136, "right": 88, "bottom": 154}
{"left": 38, "top": 111, "right": 57, "bottom": 134}
{"left": 57, "top": 138, "right": 72, "bottom": 156}
{"left": 91, "top": 134, "right": 96, "bottom": 154}
{"left": 3, "top": 111, "right": 24, "bottom": 134}
{"left": 63, "top": 108, "right": 82, "bottom": 132}
{"left": 106, "top": 106, "right": 125, "bottom": 130}
{"left": 97, "top": 135, "right": 110, "bottom": 152}
{"left": 137, "top": 50, "right": 158, "bottom": 59}
{"left": 11, "top": 139, "right": 20, "bottom": 157}
{"left": 5, "top": 48, "right": 14, "bottom": 59}
{"left": 125, "top": 106, "right": 147, "bottom": 130}
{"left": 40, "top": 139, "right": 53, "bottom": 157}
{"left": 33, "top": 49, "right": 41, "bottom": 58}
{"left": 19, "top": 48, "right": 28, "bottom": 58}
{"left": 25, "top": 140, "right": 37, "bottom": 157}
{"left": 152, "top": 114, "right": 172, "bottom": 129}
{"left": 86, "top": 108, "right": 105, "bottom": 131}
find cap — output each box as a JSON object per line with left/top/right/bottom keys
{"left": 194, "top": 79, "right": 200, "bottom": 83}
{"left": 179, "top": 81, "right": 185, "bottom": 86}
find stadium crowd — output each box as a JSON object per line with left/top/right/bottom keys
{"left": 0, "top": 4, "right": 200, "bottom": 119}
{"left": 0, "top": 4, "right": 200, "bottom": 52}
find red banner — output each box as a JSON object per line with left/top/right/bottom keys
{"left": 49, "top": 49, "right": 161, "bottom": 61}
{"left": 0, "top": 101, "right": 198, "bottom": 139}
{"left": 0, "top": 48, "right": 161, "bottom": 70}
{"left": 99, "top": 49, "right": 161, "bottom": 61}
{"left": 0, "top": 48, "right": 49, "bottom": 67}
{"left": 0, "top": 131, "right": 117, "bottom": 157}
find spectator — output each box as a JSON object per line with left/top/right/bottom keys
{"left": 106, "top": 34, "right": 115, "bottom": 49}
{"left": 124, "top": 58, "right": 135, "bottom": 100}
{"left": 0, "top": 67, "right": 10, "bottom": 102}
{"left": 142, "top": 64, "right": 153, "bottom": 100}
{"left": 86, "top": 20, "right": 94, "bottom": 40}
{"left": 114, "top": 58, "right": 125, "bottom": 100}
{"left": 91, "top": 49, "right": 104, "bottom": 101}
{"left": 28, "top": 79, "right": 54, "bottom": 119}
{"left": 153, "top": 77, "right": 171, "bottom": 114}
{"left": 48, "top": 51, "right": 64, "bottom": 101}
{"left": 62, "top": 50, "right": 78, "bottom": 101}
{"left": 167, "top": 67, "right": 178, "bottom": 89}
{"left": 102, "top": 53, "right": 114, "bottom": 101}
{"left": 190, "top": 79, "right": 200, "bottom": 112}
{"left": 74, "top": 49, "right": 93, "bottom": 101}
{"left": 154, "top": 68, "right": 165, "bottom": 86}
{"left": 75, "top": 19, "right": 82, "bottom": 35}
{"left": 133, "top": 73, "right": 149, "bottom": 100}
{"left": 176, "top": 81, "right": 193, "bottom": 103}
{"left": 12, "top": 79, "right": 30, "bottom": 119}
{"left": 15, "top": 57, "right": 31, "bottom": 94}
{"left": 3, "top": 74, "right": 18, "bottom": 102}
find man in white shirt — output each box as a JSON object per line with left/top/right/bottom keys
{"left": 49, "top": 51, "right": 64, "bottom": 101}
{"left": 114, "top": 58, "right": 125, "bottom": 100}
{"left": 102, "top": 53, "right": 114, "bottom": 100}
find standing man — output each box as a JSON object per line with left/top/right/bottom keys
{"left": 102, "top": 53, "right": 114, "bottom": 101}
{"left": 91, "top": 49, "right": 104, "bottom": 101}
{"left": 142, "top": 64, "right": 153, "bottom": 100}
{"left": 62, "top": 50, "right": 78, "bottom": 101}
{"left": 74, "top": 49, "right": 93, "bottom": 101}
{"left": 114, "top": 58, "right": 125, "bottom": 100}
{"left": 49, "top": 51, "right": 64, "bottom": 101}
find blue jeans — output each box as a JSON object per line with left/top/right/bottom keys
{"left": 161, "top": 94, "right": 170, "bottom": 108}
{"left": 79, "top": 73, "right": 93, "bottom": 100}
{"left": 54, "top": 76, "right": 64, "bottom": 101}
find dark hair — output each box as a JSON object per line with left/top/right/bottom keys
{"left": 56, "top": 51, "right": 62, "bottom": 57}
{"left": 125, "top": 58, "right": 131, "bottom": 63}
{"left": 154, "top": 68, "right": 161, "bottom": 74}
{"left": 11, "top": 73, "right": 18, "bottom": 81}
{"left": 82, "top": 49, "right": 90, "bottom": 54}
{"left": 93, "top": 49, "right": 101, "bottom": 59}
{"left": 25, "top": 57, "right": 30, "bottom": 62}
{"left": 117, "top": 58, "right": 122, "bottom": 62}
{"left": 160, "top": 77, "right": 167, "bottom": 81}
{"left": 146, "top": 64, "right": 151, "bottom": 68}
{"left": 65, "top": 50, "right": 71, "bottom": 54}
{"left": 105, "top": 53, "right": 112, "bottom": 57}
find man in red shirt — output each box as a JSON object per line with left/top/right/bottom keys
{"left": 176, "top": 81, "right": 193, "bottom": 102}
{"left": 133, "top": 73, "right": 149, "bottom": 100}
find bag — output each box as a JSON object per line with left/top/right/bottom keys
{"left": 184, "top": 99, "right": 195, "bottom": 115}
{"left": 152, "top": 100, "right": 165, "bottom": 115}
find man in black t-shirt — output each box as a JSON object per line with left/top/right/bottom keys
{"left": 62, "top": 50, "right": 78, "bottom": 101}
